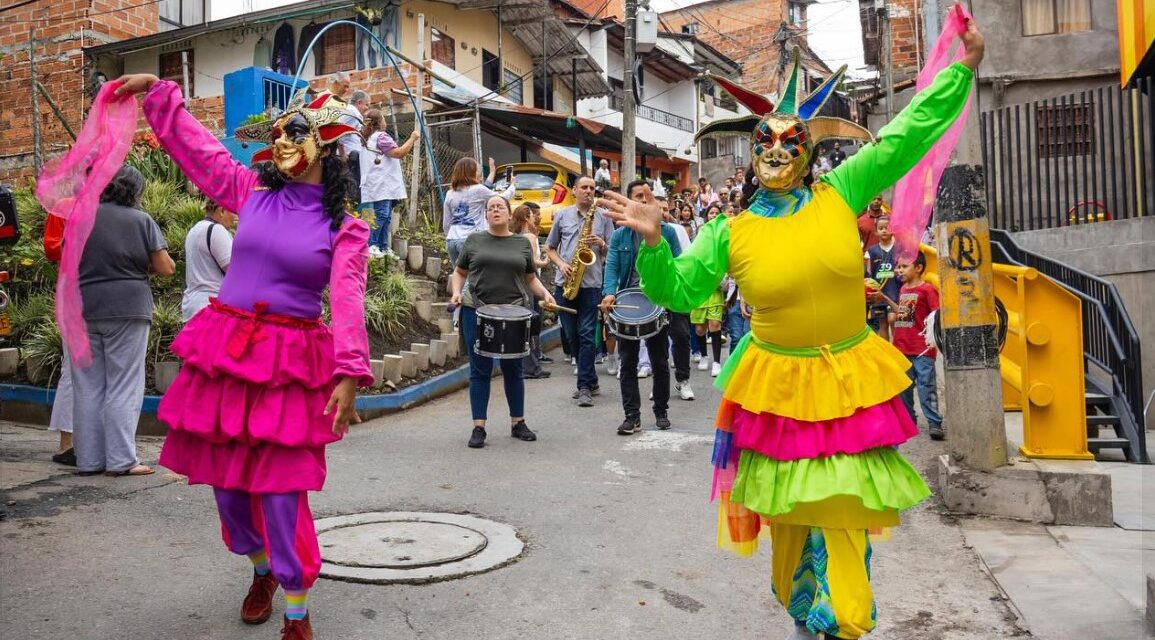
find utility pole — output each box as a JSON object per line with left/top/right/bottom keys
{"left": 879, "top": 1, "right": 894, "bottom": 122}
{"left": 620, "top": 0, "right": 637, "bottom": 192}
{"left": 409, "top": 13, "right": 425, "bottom": 227}
{"left": 29, "top": 29, "right": 42, "bottom": 174}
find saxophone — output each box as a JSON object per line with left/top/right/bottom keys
{"left": 562, "top": 208, "right": 597, "bottom": 300}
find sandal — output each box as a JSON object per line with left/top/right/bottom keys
{"left": 52, "top": 448, "right": 77, "bottom": 466}
{"left": 76, "top": 469, "right": 106, "bottom": 476}
{"left": 104, "top": 465, "right": 155, "bottom": 477}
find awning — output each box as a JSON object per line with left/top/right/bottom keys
{"left": 468, "top": 100, "right": 669, "bottom": 159}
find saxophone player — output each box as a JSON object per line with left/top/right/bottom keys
{"left": 546, "top": 176, "right": 615, "bottom": 407}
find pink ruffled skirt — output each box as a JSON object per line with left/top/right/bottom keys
{"left": 158, "top": 301, "right": 340, "bottom": 493}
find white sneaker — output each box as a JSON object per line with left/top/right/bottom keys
{"left": 648, "top": 390, "right": 653, "bottom": 400}
{"left": 383, "top": 248, "right": 397, "bottom": 259}
{"left": 606, "top": 354, "right": 619, "bottom": 376}
{"left": 570, "top": 357, "right": 577, "bottom": 366}
{"left": 637, "top": 365, "right": 651, "bottom": 378}
{"left": 692, "top": 353, "right": 701, "bottom": 363}
{"left": 368, "top": 246, "right": 384, "bottom": 259}
{"left": 676, "top": 381, "right": 695, "bottom": 401}
{"left": 697, "top": 357, "right": 710, "bottom": 371}
{"left": 573, "top": 367, "right": 578, "bottom": 376}
{"left": 711, "top": 361, "right": 721, "bottom": 377}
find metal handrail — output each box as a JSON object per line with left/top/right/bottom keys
{"left": 990, "top": 229, "right": 1146, "bottom": 462}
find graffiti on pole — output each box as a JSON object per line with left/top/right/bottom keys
{"left": 936, "top": 218, "right": 1000, "bottom": 369}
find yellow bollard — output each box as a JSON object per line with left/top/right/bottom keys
{"left": 922, "top": 244, "right": 1092, "bottom": 460}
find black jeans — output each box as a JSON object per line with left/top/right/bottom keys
{"left": 668, "top": 312, "right": 691, "bottom": 383}
{"left": 617, "top": 325, "right": 671, "bottom": 420}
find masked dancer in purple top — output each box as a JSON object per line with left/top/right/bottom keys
{"left": 114, "top": 73, "right": 375, "bottom": 640}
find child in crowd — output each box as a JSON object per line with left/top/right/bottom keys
{"left": 865, "top": 216, "right": 901, "bottom": 340}
{"left": 691, "top": 207, "right": 726, "bottom": 377}
{"left": 892, "top": 252, "right": 945, "bottom": 440}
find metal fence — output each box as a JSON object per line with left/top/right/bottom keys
{"left": 980, "top": 76, "right": 1154, "bottom": 232}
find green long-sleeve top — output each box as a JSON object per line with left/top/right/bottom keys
{"left": 637, "top": 62, "right": 974, "bottom": 323}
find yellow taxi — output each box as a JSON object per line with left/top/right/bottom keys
{"left": 492, "top": 163, "right": 576, "bottom": 235}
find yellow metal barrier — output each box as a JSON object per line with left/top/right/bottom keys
{"left": 922, "top": 245, "right": 1092, "bottom": 460}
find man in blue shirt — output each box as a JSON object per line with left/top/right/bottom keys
{"left": 600, "top": 180, "right": 683, "bottom": 435}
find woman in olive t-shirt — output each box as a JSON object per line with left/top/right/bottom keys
{"left": 451, "top": 195, "right": 557, "bottom": 449}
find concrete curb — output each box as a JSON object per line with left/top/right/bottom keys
{"left": 1, "top": 326, "right": 560, "bottom": 431}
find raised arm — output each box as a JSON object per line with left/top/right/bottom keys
{"left": 118, "top": 74, "right": 259, "bottom": 214}
{"left": 822, "top": 63, "right": 973, "bottom": 213}
{"left": 822, "top": 20, "right": 983, "bottom": 213}
{"left": 635, "top": 215, "right": 730, "bottom": 313}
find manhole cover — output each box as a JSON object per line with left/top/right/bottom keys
{"left": 319, "top": 521, "right": 487, "bottom": 568}
{"left": 313, "top": 512, "right": 524, "bottom": 584}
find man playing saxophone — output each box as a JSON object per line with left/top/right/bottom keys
{"left": 547, "top": 175, "right": 615, "bottom": 407}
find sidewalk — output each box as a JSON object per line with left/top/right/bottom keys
{"left": 956, "top": 415, "right": 1154, "bottom": 640}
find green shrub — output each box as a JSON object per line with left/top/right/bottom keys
{"left": 140, "top": 180, "right": 185, "bottom": 218}
{"left": 127, "top": 147, "right": 187, "bottom": 189}
{"left": 364, "top": 289, "right": 411, "bottom": 340}
{"left": 21, "top": 321, "right": 63, "bottom": 385}
{"left": 147, "top": 298, "right": 184, "bottom": 360}
{"left": 6, "top": 293, "right": 55, "bottom": 342}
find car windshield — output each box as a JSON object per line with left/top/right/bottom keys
{"left": 495, "top": 169, "right": 556, "bottom": 191}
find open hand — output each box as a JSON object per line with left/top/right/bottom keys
{"left": 324, "top": 377, "right": 361, "bottom": 435}
{"left": 597, "top": 188, "right": 662, "bottom": 246}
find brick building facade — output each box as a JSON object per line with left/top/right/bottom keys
{"left": 660, "top": 0, "right": 797, "bottom": 96}
{"left": 0, "top": 0, "right": 160, "bottom": 185}
{"left": 859, "top": 0, "right": 924, "bottom": 83}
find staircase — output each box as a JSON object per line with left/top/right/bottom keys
{"left": 990, "top": 229, "right": 1149, "bottom": 464}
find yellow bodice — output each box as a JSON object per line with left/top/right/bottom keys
{"left": 728, "top": 185, "right": 866, "bottom": 348}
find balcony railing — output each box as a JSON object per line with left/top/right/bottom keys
{"left": 609, "top": 94, "right": 695, "bottom": 132}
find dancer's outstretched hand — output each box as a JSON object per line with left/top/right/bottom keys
{"left": 325, "top": 377, "right": 362, "bottom": 435}
{"left": 959, "top": 19, "right": 985, "bottom": 71}
{"left": 113, "top": 74, "right": 160, "bottom": 96}
{"left": 598, "top": 188, "right": 663, "bottom": 247}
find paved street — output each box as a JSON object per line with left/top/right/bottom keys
{"left": 0, "top": 354, "right": 1023, "bottom": 640}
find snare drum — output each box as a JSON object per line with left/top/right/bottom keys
{"left": 606, "top": 288, "right": 667, "bottom": 341}
{"left": 474, "top": 304, "right": 533, "bottom": 359}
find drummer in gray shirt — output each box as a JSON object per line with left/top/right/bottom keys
{"left": 452, "top": 194, "right": 557, "bottom": 450}
{"left": 600, "top": 180, "right": 683, "bottom": 435}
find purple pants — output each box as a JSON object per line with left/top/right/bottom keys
{"left": 213, "top": 488, "right": 321, "bottom": 591}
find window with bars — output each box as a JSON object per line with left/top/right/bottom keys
{"left": 701, "top": 138, "right": 718, "bottom": 159}
{"left": 159, "top": 49, "right": 194, "bottom": 96}
{"left": 431, "top": 28, "right": 455, "bottom": 69}
{"left": 503, "top": 68, "right": 523, "bottom": 104}
{"left": 316, "top": 23, "right": 355, "bottom": 75}
{"left": 1036, "top": 102, "right": 1094, "bottom": 157}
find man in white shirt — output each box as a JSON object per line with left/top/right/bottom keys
{"left": 181, "top": 201, "right": 236, "bottom": 322}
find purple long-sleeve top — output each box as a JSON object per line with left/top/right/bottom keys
{"left": 143, "top": 80, "right": 374, "bottom": 387}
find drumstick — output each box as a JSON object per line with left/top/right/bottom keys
{"left": 540, "top": 300, "right": 577, "bottom": 314}
{"left": 610, "top": 304, "right": 640, "bottom": 310}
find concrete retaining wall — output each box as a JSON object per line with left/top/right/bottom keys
{"left": 1, "top": 327, "right": 560, "bottom": 435}
{"left": 1011, "top": 218, "right": 1154, "bottom": 412}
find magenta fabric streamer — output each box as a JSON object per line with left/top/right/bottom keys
{"left": 35, "top": 81, "right": 138, "bottom": 367}
{"left": 890, "top": 3, "right": 974, "bottom": 260}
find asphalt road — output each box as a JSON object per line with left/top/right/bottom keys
{"left": 0, "top": 352, "right": 1024, "bottom": 640}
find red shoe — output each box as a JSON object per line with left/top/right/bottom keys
{"left": 241, "top": 571, "right": 279, "bottom": 625}
{"left": 281, "top": 614, "right": 314, "bottom": 640}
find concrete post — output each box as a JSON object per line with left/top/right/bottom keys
{"left": 381, "top": 354, "right": 404, "bottom": 384}
{"left": 935, "top": 169, "right": 1008, "bottom": 471}
{"left": 399, "top": 351, "right": 418, "bottom": 378}
{"left": 407, "top": 245, "right": 424, "bottom": 272}
{"left": 411, "top": 343, "right": 430, "bottom": 371}
{"left": 429, "top": 339, "right": 448, "bottom": 367}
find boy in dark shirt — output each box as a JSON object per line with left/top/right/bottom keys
{"left": 865, "top": 216, "right": 901, "bottom": 340}
{"left": 892, "top": 251, "right": 945, "bottom": 440}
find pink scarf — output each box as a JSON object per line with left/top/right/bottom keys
{"left": 890, "top": 3, "right": 974, "bottom": 260}
{"left": 35, "top": 81, "right": 138, "bottom": 367}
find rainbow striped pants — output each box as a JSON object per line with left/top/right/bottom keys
{"left": 771, "top": 523, "right": 876, "bottom": 640}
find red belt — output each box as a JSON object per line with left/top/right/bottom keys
{"left": 209, "top": 298, "right": 322, "bottom": 360}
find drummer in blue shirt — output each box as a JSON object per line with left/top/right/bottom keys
{"left": 600, "top": 180, "right": 684, "bottom": 436}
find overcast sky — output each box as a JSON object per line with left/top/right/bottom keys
{"left": 650, "top": 0, "right": 868, "bottom": 78}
